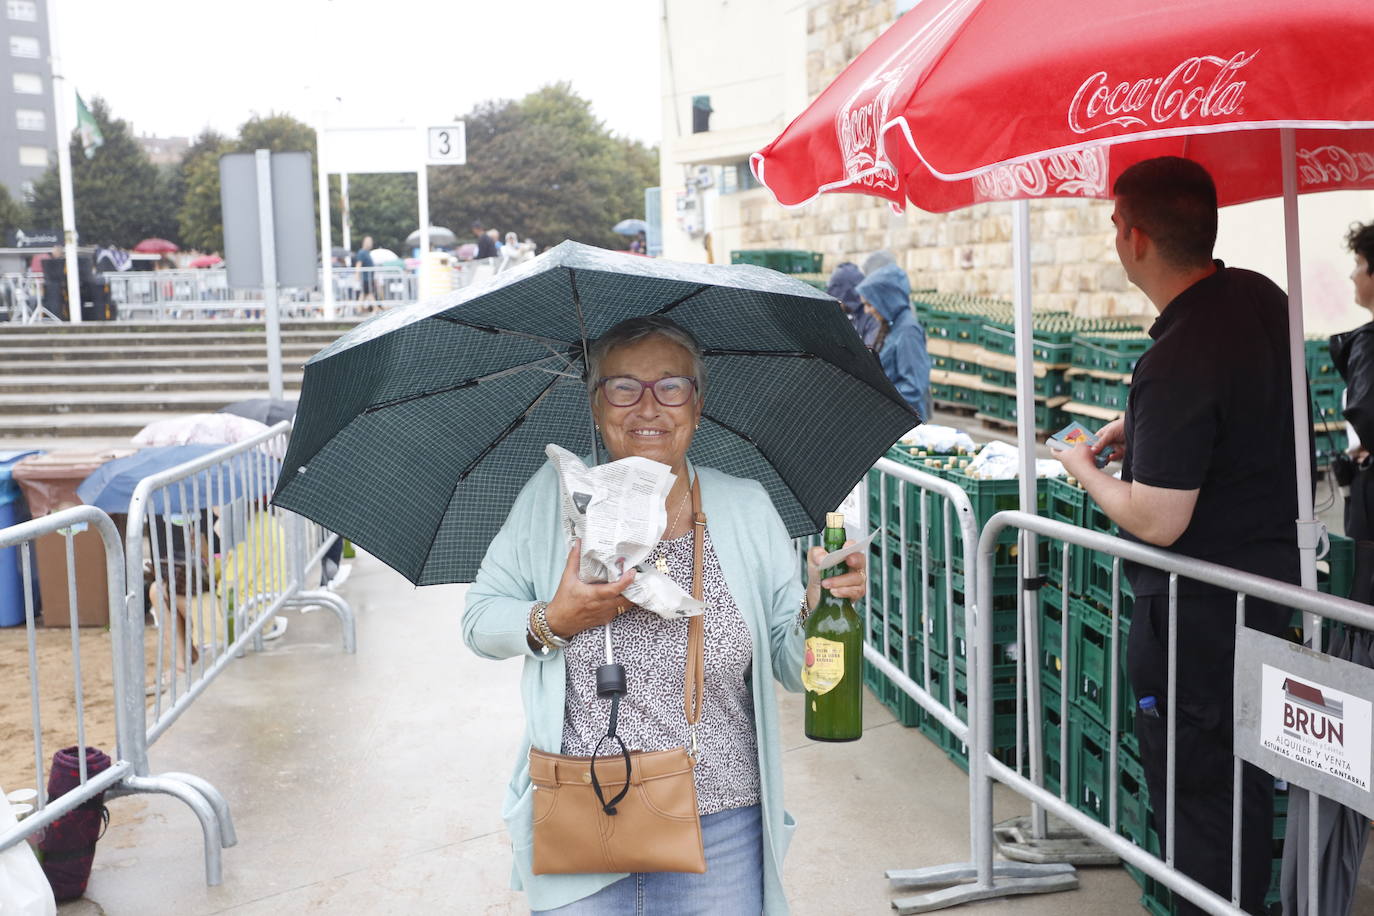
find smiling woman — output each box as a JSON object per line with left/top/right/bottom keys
{"left": 462, "top": 314, "right": 869, "bottom": 914}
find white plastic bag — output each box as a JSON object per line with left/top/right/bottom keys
{"left": 0, "top": 784, "right": 57, "bottom": 916}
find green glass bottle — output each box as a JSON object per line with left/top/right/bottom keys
{"left": 803, "top": 512, "right": 863, "bottom": 742}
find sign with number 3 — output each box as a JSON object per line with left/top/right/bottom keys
{"left": 427, "top": 124, "right": 467, "bottom": 166}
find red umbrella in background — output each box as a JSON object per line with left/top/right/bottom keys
{"left": 133, "top": 238, "right": 178, "bottom": 254}
{"left": 188, "top": 254, "right": 222, "bottom": 268}
{"left": 752, "top": 0, "right": 1374, "bottom": 212}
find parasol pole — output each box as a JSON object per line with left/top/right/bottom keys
{"left": 1280, "top": 126, "right": 1322, "bottom": 916}
{"left": 1011, "top": 199, "right": 1048, "bottom": 840}
{"left": 46, "top": 0, "right": 82, "bottom": 324}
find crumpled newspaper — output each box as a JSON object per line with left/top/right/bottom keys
{"left": 546, "top": 445, "right": 705, "bottom": 619}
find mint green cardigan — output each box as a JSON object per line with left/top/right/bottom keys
{"left": 462, "top": 460, "right": 807, "bottom": 913}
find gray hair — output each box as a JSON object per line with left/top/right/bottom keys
{"left": 586, "top": 315, "right": 707, "bottom": 402}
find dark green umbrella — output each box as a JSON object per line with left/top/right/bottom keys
{"left": 272, "top": 241, "right": 919, "bottom": 585}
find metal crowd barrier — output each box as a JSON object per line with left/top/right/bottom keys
{"left": 798, "top": 458, "right": 1071, "bottom": 900}
{"left": 122, "top": 421, "right": 355, "bottom": 757}
{"left": 0, "top": 506, "right": 233, "bottom": 886}
{"left": 892, "top": 510, "right": 1373, "bottom": 915}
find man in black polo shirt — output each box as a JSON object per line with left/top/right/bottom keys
{"left": 1059, "top": 156, "right": 1297, "bottom": 915}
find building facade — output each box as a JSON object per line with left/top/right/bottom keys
{"left": 0, "top": 0, "right": 54, "bottom": 201}
{"left": 658, "top": 0, "right": 1374, "bottom": 332}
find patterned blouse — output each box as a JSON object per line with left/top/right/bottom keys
{"left": 560, "top": 528, "right": 762, "bottom": 815}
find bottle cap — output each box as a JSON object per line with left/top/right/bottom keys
{"left": 826, "top": 512, "right": 845, "bottom": 529}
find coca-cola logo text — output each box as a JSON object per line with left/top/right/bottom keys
{"left": 1298, "top": 146, "right": 1374, "bottom": 188}
{"left": 973, "top": 148, "right": 1108, "bottom": 202}
{"left": 1068, "top": 50, "right": 1257, "bottom": 135}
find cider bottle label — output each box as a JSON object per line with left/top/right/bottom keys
{"left": 802, "top": 636, "right": 845, "bottom": 695}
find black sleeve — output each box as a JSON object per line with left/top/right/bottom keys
{"left": 1127, "top": 367, "right": 1217, "bottom": 491}
{"left": 1343, "top": 334, "right": 1374, "bottom": 448}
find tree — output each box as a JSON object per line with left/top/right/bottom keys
{"left": 346, "top": 173, "right": 417, "bottom": 254}
{"left": 176, "top": 130, "right": 233, "bottom": 253}
{"left": 0, "top": 183, "right": 28, "bottom": 242}
{"left": 429, "top": 83, "right": 659, "bottom": 252}
{"left": 28, "top": 97, "right": 176, "bottom": 247}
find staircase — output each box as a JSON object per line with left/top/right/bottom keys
{"left": 0, "top": 320, "right": 359, "bottom": 449}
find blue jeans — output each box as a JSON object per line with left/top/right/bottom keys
{"left": 534, "top": 804, "right": 763, "bottom": 915}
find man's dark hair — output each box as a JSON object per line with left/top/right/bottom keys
{"left": 471, "top": 220, "right": 485, "bottom": 231}
{"left": 1112, "top": 157, "right": 1218, "bottom": 270}
{"left": 1346, "top": 221, "right": 1374, "bottom": 274}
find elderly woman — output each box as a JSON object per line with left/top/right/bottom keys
{"left": 463, "top": 315, "right": 866, "bottom": 914}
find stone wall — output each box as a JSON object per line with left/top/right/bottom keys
{"left": 737, "top": 0, "right": 1154, "bottom": 320}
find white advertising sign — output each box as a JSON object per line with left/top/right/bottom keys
{"left": 1260, "top": 663, "right": 1372, "bottom": 791}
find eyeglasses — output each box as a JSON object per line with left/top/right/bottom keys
{"left": 597, "top": 375, "right": 697, "bottom": 408}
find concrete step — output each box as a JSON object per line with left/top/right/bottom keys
{"left": 0, "top": 372, "right": 306, "bottom": 394}
{"left": 0, "top": 389, "right": 301, "bottom": 416}
{"left": 2, "top": 345, "right": 321, "bottom": 363}
{"left": 3, "top": 357, "right": 301, "bottom": 376}
{"left": 0, "top": 330, "right": 343, "bottom": 348}
{"left": 1, "top": 411, "right": 254, "bottom": 438}
{"left": 0, "top": 319, "right": 360, "bottom": 335}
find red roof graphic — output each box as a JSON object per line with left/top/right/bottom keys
{"left": 1283, "top": 678, "right": 1327, "bottom": 707}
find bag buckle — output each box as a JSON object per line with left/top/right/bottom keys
{"left": 688, "top": 724, "right": 699, "bottom": 760}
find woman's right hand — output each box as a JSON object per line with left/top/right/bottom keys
{"left": 544, "top": 540, "right": 636, "bottom": 639}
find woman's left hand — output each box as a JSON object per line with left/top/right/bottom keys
{"left": 806, "top": 542, "right": 867, "bottom": 609}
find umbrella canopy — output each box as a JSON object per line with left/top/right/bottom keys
{"left": 369, "top": 247, "right": 399, "bottom": 264}
{"left": 752, "top": 0, "right": 1374, "bottom": 213}
{"left": 272, "top": 240, "right": 918, "bottom": 585}
{"left": 219, "top": 398, "right": 297, "bottom": 427}
{"left": 332, "top": 246, "right": 351, "bottom": 259}
{"left": 133, "top": 413, "right": 271, "bottom": 447}
{"left": 405, "top": 226, "right": 457, "bottom": 248}
{"left": 77, "top": 445, "right": 266, "bottom": 515}
{"left": 133, "top": 238, "right": 178, "bottom": 254}
{"left": 613, "top": 218, "right": 649, "bottom": 236}
{"left": 188, "top": 255, "right": 222, "bottom": 268}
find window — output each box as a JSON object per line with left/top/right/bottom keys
{"left": 9, "top": 35, "right": 38, "bottom": 58}
{"left": 18, "top": 145, "right": 47, "bottom": 167}
{"left": 15, "top": 108, "right": 43, "bottom": 131}
{"left": 6, "top": 0, "right": 36, "bottom": 21}
{"left": 12, "top": 72, "right": 41, "bottom": 95}
{"left": 718, "top": 161, "right": 761, "bottom": 195}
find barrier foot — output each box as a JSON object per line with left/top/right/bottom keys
{"left": 993, "top": 814, "right": 1119, "bottom": 865}
{"left": 159, "top": 771, "right": 238, "bottom": 847}
{"left": 108, "top": 774, "right": 225, "bottom": 886}
{"left": 287, "top": 589, "right": 356, "bottom": 654}
{"left": 888, "top": 863, "right": 1079, "bottom": 913}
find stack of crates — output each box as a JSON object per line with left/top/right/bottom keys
{"left": 729, "top": 249, "right": 823, "bottom": 274}
{"left": 1042, "top": 474, "right": 1355, "bottom": 913}
{"left": 864, "top": 440, "right": 1050, "bottom": 771}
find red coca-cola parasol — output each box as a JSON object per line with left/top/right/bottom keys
{"left": 752, "top": 0, "right": 1374, "bottom": 212}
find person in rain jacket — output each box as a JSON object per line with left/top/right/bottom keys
{"left": 826, "top": 262, "right": 879, "bottom": 349}
{"left": 1331, "top": 220, "right": 1374, "bottom": 541}
{"left": 855, "top": 257, "right": 931, "bottom": 420}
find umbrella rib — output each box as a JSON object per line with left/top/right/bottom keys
{"left": 361, "top": 355, "right": 576, "bottom": 414}
{"left": 653, "top": 285, "right": 712, "bottom": 317}
{"left": 428, "top": 316, "right": 573, "bottom": 351}
{"left": 702, "top": 348, "right": 817, "bottom": 359}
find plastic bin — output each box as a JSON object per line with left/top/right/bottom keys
{"left": 0, "top": 450, "right": 42, "bottom": 626}
{"left": 11, "top": 448, "right": 137, "bottom": 628}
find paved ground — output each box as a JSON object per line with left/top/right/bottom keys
{"left": 59, "top": 548, "right": 1147, "bottom": 916}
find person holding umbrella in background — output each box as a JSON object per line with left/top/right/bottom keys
{"left": 1058, "top": 157, "right": 1300, "bottom": 915}
{"left": 473, "top": 221, "right": 499, "bottom": 260}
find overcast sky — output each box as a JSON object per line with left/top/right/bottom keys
{"left": 58, "top": 0, "right": 662, "bottom": 145}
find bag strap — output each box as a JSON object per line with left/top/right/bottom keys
{"left": 684, "top": 476, "right": 706, "bottom": 730}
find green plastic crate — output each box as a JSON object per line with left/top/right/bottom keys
{"left": 1320, "top": 532, "right": 1356, "bottom": 598}
{"left": 1306, "top": 336, "right": 1336, "bottom": 380}
{"left": 1072, "top": 333, "right": 1152, "bottom": 374}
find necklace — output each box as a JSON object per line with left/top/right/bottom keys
{"left": 656, "top": 486, "right": 691, "bottom": 575}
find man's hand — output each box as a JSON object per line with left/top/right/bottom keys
{"left": 1057, "top": 441, "right": 1100, "bottom": 481}
{"left": 544, "top": 540, "right": 636, "bottom": 639}
{"left": 1093, "top": 418, "right": 1127, "bottom": 464}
